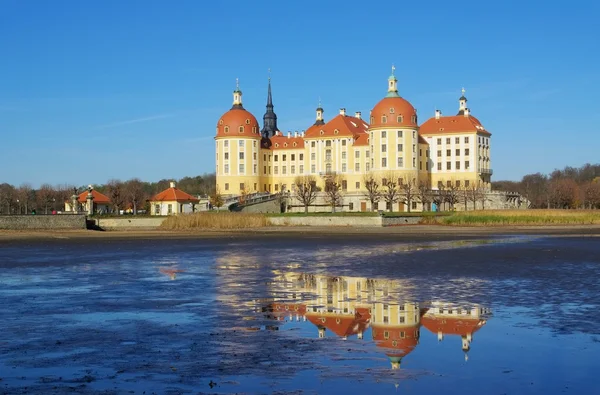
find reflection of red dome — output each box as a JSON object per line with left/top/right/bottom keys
{"left": 370, "top": 97, "right": 417, "bottom": 129}
{"left": 306, "top": 307, "right": 371, "bottom": 338}
{"left": 371, "top": 324, "right": 420, "bottom": 358}
{"left": 421, "top": 316, "right": 486, "bottom": 337}
{"left": 216, "top": 108, "right": 260, "bottom": 139}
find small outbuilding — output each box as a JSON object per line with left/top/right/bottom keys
{"left": 149, "top": 182, "right": 199, "bottom": 216}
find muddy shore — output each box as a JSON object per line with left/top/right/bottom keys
{"left": 1, "top": 224, "right": 599, "bottom": 243}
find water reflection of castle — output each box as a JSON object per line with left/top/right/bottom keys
{"left": 266, "top": 272, "right": 491, "bottom": 369}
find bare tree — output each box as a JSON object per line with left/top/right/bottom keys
{"left": 465, "top": 183, "right": 485, "bottom": 210}
{"left": 0, "top": 183, "right": 16, "bottom": 214}
{"left": 55, "top": 184, "right": 76, "bottom": 213}
{"left": 416, "top": 181, "right": 432, "bottom": 212}
{"left": 124, "top": 178, "right": 146, "bottom": 215}
{"left": 16, "top": 184, "right": 33, "bottom": 214}
{"left": 441, "top": 179, "right": 460, "bottom": 211}
{"left": 294, "top": 175, "right": 318, "bottom": 214}
{"left": 382, "top": 172, "right": 400, "bottom": 212}
{"left": 399, "top": 175, "right": 417, "bottom": 212}
{"left": 322, "top": 173, "right": 344, "bottom": 213}
{"left": 363, "top": 172, "right": 381, "bottom": 212}
{"left": 549, "top": 178, "right": 578, "bottom": 209}
{"left": 36, "top": 184, "right": 55, "bottom": 214}
{"left": 210, "top": 186, "right": 224, "bottom": 210}
{"left": 584, "top": 181, "right": 600, "bottom": 209}
{"left": 106, "top": 179, "right": 126, "bottom": 215}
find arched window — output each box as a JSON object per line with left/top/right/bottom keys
{"left": 326, "top": 140, "right": 332, "bottom": 147}
{"left": 370, "top": 116, "right": 374, "bottom": 124}
{"left": 397, "top": 115, "right": 403, "bottom": 123}
{"left": 239, "top": 126, "right": 244, "bottom": 133}
{"left": 382, "top": 115, "right": 387, "bottom": 124}
{"left": 224, "top": 126, "right": 229, "bottom": 133}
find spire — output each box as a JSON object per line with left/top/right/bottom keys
{"left": 260, "top": 70, "right": 278, "bottom": 138}
{"left": 458, "top": 87, "right": 469, "bottom": 116}
{"left": 386, "top": 65, "right": 399, "bottom": 98}
{"left": 232, "top": 78, "right": 243, "bottom": 109}
{"left": 315, "top": 97, "right": 325, "bottom": 125}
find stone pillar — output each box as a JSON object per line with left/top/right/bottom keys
{"left": 71, "top": 188, "right": 79, "bottom": 214}
{"left": 86, "top": 185, "right": 94, "bottom": 216}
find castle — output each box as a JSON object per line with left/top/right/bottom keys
{"left": 215, "top": 67, "right": 492, "bottom": 212}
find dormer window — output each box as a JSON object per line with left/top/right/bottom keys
{"left": 334, "top": 129, "right": 339, "bottom": 135}
{"left": 224, "top": 126, "right": 230, "bottom": 133}
{"left": 239, "top": 126, "right": 244, "bottom": 133}
{"left": 320, "top": 130, "right": 324, "bottom": 135}
{"left": 219, "top": 120, "right": 224, "bottom": 125}
{"left": 397, "top": 115, "right": 403, "bottom": 123}
{"left": 411, "top": 115, "right": 417, "bottom": 123}
{"left": 293, "top": 142, "right": 297, "bottom": 147}
{"left": 284, "top": 143, "right": 288, "bottom": 147}
{"left": 275, "top": 143, "right": 279, "bottom": 148}
{"left": 370, "top": 116, "right": 374, "bottom": 124}
{"left": 382, "top": 115, "right": 387, "bottom": 124}
{"left": 389, "top": 108, "right": 395, "bottom": 114}
{"left": 245, "top": 119, "right": 250, "bottom": 125}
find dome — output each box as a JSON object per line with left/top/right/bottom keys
{"left": 370, "top": 96, "right": 418, "bottom": 129}
{"left": 216, "top": 108, "right": 261, "bottom": 139}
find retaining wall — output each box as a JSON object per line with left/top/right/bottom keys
{"left": 0, "top": 215, "right": 87, "bottom": 230}
{"left": 381, "top": 216, "right": 423, "bottom": 226}
{"left": 268, "top": 216, "right": 383, "bottom": 227}
{"left": 92, "top": 217, "right": 166, "bottom": 230}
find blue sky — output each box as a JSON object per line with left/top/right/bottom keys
{"left": 1, "top": 0, "right": 599, "bottom": 187}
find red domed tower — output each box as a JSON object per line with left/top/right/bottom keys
{"left": 367, "top": 67, "right": 422, "bottom": 211}
{"left": 215, "top": 79, "right": 261, "bottom": 197}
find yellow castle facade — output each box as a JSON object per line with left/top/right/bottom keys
{"left": 215, "top": 68, "right": 493, "bottom": 212}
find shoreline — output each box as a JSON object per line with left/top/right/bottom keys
{"left": 1, "top": 224, "right": 600, "bottom": 243}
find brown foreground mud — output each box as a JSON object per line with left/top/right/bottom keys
{"left": 1, "top": 224, "right": 600, "bottom": 243}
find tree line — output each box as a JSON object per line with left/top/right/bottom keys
{"left": 493, "top": 163, "right": 600, "bottom": 209}
{"left": 0, "top": 173, "right": 216, "bottom": 215}
{"left": 288, "top": 172, "right": 490, "bottom": 214}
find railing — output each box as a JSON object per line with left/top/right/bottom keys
{"left": 479, "top": 168, "right": 493, "bottom": 175}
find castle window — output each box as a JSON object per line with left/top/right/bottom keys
{"left": 239, "top": 126, "right": 244, "bottom": 133}
{"left": 455, "top": 137, "right": 460, "bottom": 144}
{"left": 224, "top": 152, "right": 229, "bottom": 160}
{"left": 466, "top": 161, "right": 470, "bottom": 169}
{"left": 411, "top": 115, "right": 417, "bottom": 123}
{"left": 446, "top": 138, "right": 451, "bottom": 144}
{"left": 219, "top": 120, "right": 224, "bottom": 125}
{"left": 465, "top": 137, "right": 470, "bottom": 144}
{"left": 397, "top": 115, "right": 403, "bottom": 123}
{"left": 456, "top": 180, "right": 461, "bottom": 187}
{"left": 382, "top": 157, "right": 387, "bottom": 167}
{"left": 381, "top": 144, "right": 387, "bottom": 153}
{"left": 447, "top": 149, "right": 451, "bottom": 156}
{"left": 342, "top": 139, "right": 346, "bottom": 146}
{"left": 311, "top": 141, "right": 316, "bottom": 148}
{"left": 398, "top": 144, "right": 403, "bottom": 152}
{"left": 381, "top": 131, "right": 387, "bottom": 138}
{"left": 291, "top": 165, "right": 295, "bottom": 174}
{"left": 253, "top": 152, "right": 257, "bottom": 160}
{"left": 291, "top": 154, "right": 295, "bottom": 160}
{"left": 465, "top": 148, "right": 470, "bottom": 155}
{"left": 397, "top": 130, "right": 403, "bottom": 138}
{"left": 284, "top": 143, "right": 288, "bottom": 147}
{"left": 224, "top": 126, "right": 230, "bottom": 133}
{"left": 466, "top": 180, "right": 470, "bottom": 187}
{"left": 311, "top": 164, "right": 316, "bottom": 173}
{"left": 299, "top": 153, "right": 303, "bottom": 160}
{"left": 447, "top": 162, "right": 451, "bottom": 170}
{"left": 225, "top": 183, "right": 229, "bottom": 191}
{"left": 282, "top": 166, "right": 287, "bottom": 175}
{"left": 370, "top": 116, "right": 374, "bottom": 124}
{"left": 397, "top": 157, "right": 404, "bottom": 167}
{"left": 311, "top": 152, "right": 315, "bottom": 160}
{"left": 356, "top": 181, "right": 360, "bottom": 189}
{"left": 283, "top": 154, "right": 287, "bottom": 161}
{"left": 239, "top": 152, "right": 244, "bottom": 160}
{"left": 389, "top": 108, "right": 395, "bottom": 114}
{"left": 293, "top": 142, "right": 297, "bottom": 147}
{"left": 252, "top": 126, "right": 256, "bottom": 133}
{"left": 224, "top": 164, "right": 229, "bottom": 174}
{"left": 437, "top": 138, "right": 441, "bottom": 145}
{"left": 275, "top": 143, "right": 279, "bottom": 148}
{"left": 355, "top": 150, "right": 360, "bottom": 159}
{"left": 326, "top": 140, "right": 332, "bottom": 147}
{"left": 342, "top": 151, "right": 347, "bottom": 159}
{"left": 299, "top": 165, "right": 304, "bottom": 173}
{"left": 355, "top": 163, "right": 360, "bottom": 171}
{"left": 456, "top": 149, "right": 460, "bottom": 156}
{"left": 381, "top": 115, "right": 387, "bottom": 123}
{"left": 334, "top": 129, "right": 339, "bottom": 135}
{"left": 274, "top": 166, "right": 279, "bottom": 174}
{"left": 239, "top": 164, "right": 244, "bottom": 173}
{"left": 239, "top": 140, "right": 244, "bottom": 147}
{"left": 245, "top": 119, "right": 250, "bottom": 124}
{"left": 437, "top": 163, "right": 442, "bottom": 170}
{"left": 342, "top": 163, "right": 347, "bottom": 172}
{"left": 274, "top": 155, "right": 278, "bottom": 161}
{"left": 320, "top": 130, "right": 324, "bottom": 135}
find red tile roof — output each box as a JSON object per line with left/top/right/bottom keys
{"left": 151, "top": 187, "right": 199, "bottom": 203}
{"left": 421, "top": 315, "right": 486, "bottom": 337}
{"left": 370, "top": 96, "right": 418, "bottom": 129}
{"left": 420, "top": 115, "right": 491, "bottom": 136}
{"left": 215, "top": 108, "right": 261, "bottom": 139}
{"left": 270, "top": 132, "right": 305, "bottom": 150}
{"left": 304, "top": 114, "right": 369, "bottom": 139}
{"left": 306, "top": 307, "right": 371, "bottom": 338}
{"left": 77, "top": 190, "right": 111, "bottom": 204}
{"left": 371, "top": 323, "right": 420, "bottom": 358}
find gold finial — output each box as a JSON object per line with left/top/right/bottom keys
{"left": 461, "top": 87, "right": 466, "bottom": 96}
{"left": 391, "top": 64, "right": 396, "bottom": 76}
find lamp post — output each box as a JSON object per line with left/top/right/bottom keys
{"left": 16, "top": 199, "right": 20, "bottom": 215}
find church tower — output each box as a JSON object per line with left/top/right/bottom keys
{"left": 260, "top": 71, "right": 278, "bottom": 138}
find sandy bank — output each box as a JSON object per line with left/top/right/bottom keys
{"left": 1, "top": 224, "right": 599, "bottom": 243}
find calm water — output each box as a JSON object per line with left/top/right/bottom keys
{"left": 0, "top": 235, "right": 599, "bottom": 394}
